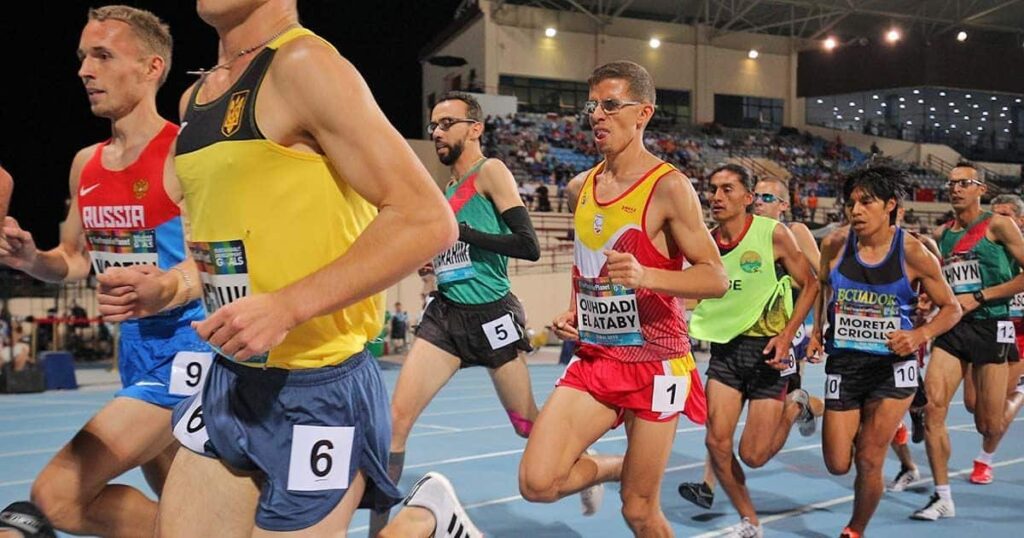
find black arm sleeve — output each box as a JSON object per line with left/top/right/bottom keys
{"left": 458, "top": 206, "right": 541, "bottom": 261}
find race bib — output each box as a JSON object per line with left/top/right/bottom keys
{"left": 86, "top": 229, "right": 159, "bottom": 274}
{"left": 575, "top": 276, "right": 643, "bottom": 346}
{"left": 892, "top": 360, "right": 918, "bottom": 388}
{"left": 190, "top": 240, "right": 268, "bottom": 364}
{"left": 942, "top": 254, "right": 982, "bottom": 294}
{"left": 833, "top": 311, "right": 901, "bottom": 354}
{"left": 482, "top": 313, "right": 519, "bottom": 350}
{"left": 824, "top": 374, "right": 841, "bottom": 400}
{"left": 169, "top": 351, "right": 214, "bottom": 396}
{"left": 780, "top": 354, "right": 797, "bottom": 377}
{"left": 172, "top": 395, "right": 209, "bottom": 454}
{"left": 433, "top": 241, "right": 476, "bottom": 285}
{"left": 652, "top": 374, "right": 689, "bottom": 413}
{"left": 997, "top": 320, "right": 1016, "bottom": 344}
{"left": 1010, "top": 292, "right": 1024, "bottom": 319}
{"left": 287, "top": 425, "right": 354, "bottom": 492}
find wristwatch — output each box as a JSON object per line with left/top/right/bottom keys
{"left": 973, "top": 290, "right": 987, "bottom": 304}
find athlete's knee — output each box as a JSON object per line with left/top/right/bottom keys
{"left": 30, "top": 477, "right": 83, "bottom": 531}
{"left": 738, "top": 443, "right": 772, "bottom": 469}
{"left": 854, "top": 450, "right": 883, "bottom": 477}
{"left": 823, "top": 448, "right": 852, "bottom": 475}
{"left": 506, "top": 409, "right": 533, "bottom": 438}
{"left": 975, "top": 416, "right": 1004, "bottom": 438}
{"left": 705, "top": 431, "right": 733, "bottom": 457}
{"left": 620, "top": 490, "right": 662, "bottom": 531}
{"left": 964, "top": 396, "right": 977, "bottom": 415}
{"left": 518, "top": 464, "right": 563, "bottom": 503}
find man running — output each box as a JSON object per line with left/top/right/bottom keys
{"left": 519, "top": 61, "right": 728, "bottom": 536}
{"left": 369, "top": 91, "right": 547, "bottom": 534}
{"left": 96, "top": 1, "right": 482, "bottom": 535}
{"left": 688, "top": 165, "right": 819, "bottom": 537}
{"left": 810, "top": 167, "right": 960, "bottom": 538}
{"left": 914, "top": 162, "right": 1024, "bottom": 521}
{"left": 0, "top": 164, "right": 10, "bottom": 227}
{"left": 678, "top": 175, "right": 824, "bottom": 511}
{"left": 0, "top": 7, "right": 210, "bottom": 536}
{"left": 956, "top": 193, "right": 1024, "bottom": 484}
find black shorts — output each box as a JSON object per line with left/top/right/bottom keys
{"left": 824, "top": 353, "right": 918, "bottom": 411}
{"left": 415, "top": 292, "right": 532, "bottom": 369}
{"left": 706, "top": 336, "right": 789, "bottom": 401}
{"left": 933, "top": 318, "right": 1019, "bottom": 367}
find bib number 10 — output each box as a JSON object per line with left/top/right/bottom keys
{"left": 652, "top": 375, "right": 690, "bottom": 413}
{"left": 287, "top": 425, "right": 354, "bottom": 492}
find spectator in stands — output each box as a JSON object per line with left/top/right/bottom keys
{"left": 870, "top": 141, "right": 881, "bottom": 156}
{"left": 807, "top": 191, "right": 819, "bottom": 222}
{"left": 904, "top": 208, "right": 920, "bottom": 225}
{"left": 535, "top": 182, "right": 551, "bottom": 212}
{"left": 390, "top": 302, "right": 409, "bottom": 353}
{"left": 1, "top": 324, "right": 31, "bottom": 372}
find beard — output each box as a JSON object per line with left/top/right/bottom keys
{"left": 437, "top": 140, "right": 465, "bottom": 166}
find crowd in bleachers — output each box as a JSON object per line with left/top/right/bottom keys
{"left": 481, "top": 112, "right": 957, "bottom": 219}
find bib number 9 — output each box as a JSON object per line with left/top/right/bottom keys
{"left": 287, "top": 425, "right": 354, "bottom": 492}
{"left": 170, "top": 352, "right": 213, "bottom": 396}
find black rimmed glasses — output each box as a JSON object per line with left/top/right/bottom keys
{"left": 427, "top": 117, "right": 478, "bottom": 135}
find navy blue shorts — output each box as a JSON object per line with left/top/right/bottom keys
{"left": 117, "top": 301, "right": 211, "bottom": 408}
{"left": 171, "top": 351, "right": 402, "bottom": 531}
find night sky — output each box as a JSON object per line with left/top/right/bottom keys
{"left": 0, "top": 0, "right": 462, "bottom": 249}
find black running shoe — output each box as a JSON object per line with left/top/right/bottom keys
{"left": 910, "top": 409, "right": 925, "bottom": 444}
{"left": 0, "top": 501, "right": 56, "bottom": 538}
{"left": 678, "top": 481, "right": 714, "bottom": 509}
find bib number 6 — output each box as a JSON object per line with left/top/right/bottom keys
{"left": 288, "top": 425, "right": 354, "bottom": 491}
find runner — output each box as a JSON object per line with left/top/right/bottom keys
{"left": 914, "top": 162, "right": 1024, "bottom": 521}
{"left": 519, "top": 61, "right": 727, "bottom": 536}
{"left": 689, "top": 165, "right": 819, "bottom": 537}
{"left": 811, "top": 166, "right": 960, "bottom": 537}
{"left": 0, "top": 7, "right": 210, "bottom": 536}
{"left": 369, "top": 91, "right": 549, "bottom": 535}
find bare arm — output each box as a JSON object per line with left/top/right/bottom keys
{"left": 887, "top": 236, "right": 962, "bottom": 356}
{"left": 773, "top": 222, "right": 819, "bottom": 344}
{"left": 637, "top": 173, "right": 728, "bottom": 299}
{"left": 0, "top": 164, "right": 11, "bottom": 223}
{"left": 789, "top": 222, "right": 820, "bottom": 269}
{"left": 270, "top": 40, "right": 456, "bottom": 324}
{"left": 551, "top": 172, "right": 587, "bottom": 341}
{"left": 980, "top": 215, "right": 1024, "bottom": 301}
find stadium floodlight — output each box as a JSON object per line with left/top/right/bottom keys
{"left": 649, "top": 37, "right": 661, "bottom": 49}
{"left": 748, "top": 49, "right": 759, "bottom": 59}
{"left": 824, "top": 37, "right": 838, "bottom": 51}
{"left": 957, "top": 31, "right": 967, "bottom": 42}
{"left": 886, "top": 28, "right": 901, "bottom": 43}
{"left": 544, "top": 27, "right": 557, "bottom": 38}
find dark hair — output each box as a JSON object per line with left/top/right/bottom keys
{"left": 842, "top": 166, "right": 907, "bottom": 225}
{"left": 587, "top": 61, "right": 656, "bottom": 105}
{"left": 709, "top": 163, "right": 755, "bottom": 193}
{"left": 954, "top": 160, "right": 977, "bottom": 170}
{"left": 435, "top": 91, "right": 482, "bottom": 122}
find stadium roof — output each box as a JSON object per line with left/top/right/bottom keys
{"left": 490, "top": 0, "right": 1024, "bottom": 41}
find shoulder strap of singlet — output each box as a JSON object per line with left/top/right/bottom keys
{"left": 574, "top": 162, "right": 604, "bottom": 213}
{"left": 447, "top": 159, "right": 487, "bottom": 214}
{"left": 952, "top": 213, "right": 992, "bottom": 254}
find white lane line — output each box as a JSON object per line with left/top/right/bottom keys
{"left": 691, "top": 457, "right": 1024, "bottom": 537}
{"left": 0, "top": 447, "right": 62, "bottom": 459}
{"left": 0, "top": 426, "right": 78, "bottom": 437}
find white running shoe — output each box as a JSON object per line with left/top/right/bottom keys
{"left": 887, "top": 467, "right": 920, "bottom": 492}
{"left": 791, "top": 389, "right": 816, "bottom": 437}
{"left": 910, "top": 493, "right": 956, "bottom": 521}
{"left": 725, "top": 517, "right": 764, "bottom": 538}
{"left": 403, "top": 472, "right": 482, "bottom": 538}
{"left": 580, "top": 448, "right": 605, "bottom": 516}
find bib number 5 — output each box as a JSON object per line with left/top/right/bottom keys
{"left": 288, "top": 425, "right": 354, "bottom": 491}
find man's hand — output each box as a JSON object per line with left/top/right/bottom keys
{"left": 0, "top": 217, "right": 38, "bottom": 271}
{"left": 762, "top": 332, "right": 794, "bottom": 370}
{"left": 605, "top": 249, "right": 646, "bottom": 289}
{"left": 192, "top": 293, "right": 297, "bottom": 362}
{"left": 805, "top": 332, "right": 825, "bottom": 363}
{"left": 887, "top": 328, "right": 927, "bottom": 357}
{"left": 551, "top": 309, "right": 579, "bottom": 342}
{"left": 96, "top": 265, "right": 173, "bottom": 321}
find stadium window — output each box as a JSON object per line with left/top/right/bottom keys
{"left": 714, "top": 94, "right": 783, "bottom": 129}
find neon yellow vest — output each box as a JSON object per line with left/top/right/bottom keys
{"left": 690, "top": 215, "right": 792, "bottom": 343}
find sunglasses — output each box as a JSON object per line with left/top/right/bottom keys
{"left": 946, "top": 179, "right": 984, "bottom": 190}
{"left": 753, "top": 192, "right": 782, "bottom": 203}
{"left": 582, "top": 99, "right": 644, "bottom": 115}
{"left": 427, "top": 117, "right": 478, "bottom": 135}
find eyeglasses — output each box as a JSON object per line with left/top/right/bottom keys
{"left": 582, "top": 99, "right": 644, "bottom": 115}
{"left": 946, "top": 179, "right": 984, "bottom": 190}
{"left": 427, "top": 117, "right": 478, "bottom": 135}
{"left": 753, "top": 192, "right": 781, "bottom": 203}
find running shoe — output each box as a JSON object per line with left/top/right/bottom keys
{"left": 910, "top": 408, "right": 925, "bottom": 444}
{"left": 403, "top": 472, "right": 482, "bottom": 538}
{"left": 0, "top": 501, "right": 56, "bottom": 538}
{"left": 969, "top": 459, "right": 993, "bottom": 485}
{"left": 580, "top": 448, "right": 604, "bottom": 516}
{"left": 887, "top": 466, "right": 920, "bottom": 492}
{"left": 910, "top": 493, "right": 955, "bottom": 521}
{"left": 725, "top": 517, "right": 764, "bottom": 538}
{"left": 839, "top": 526, "right": 861, "bottom": 538}
{"left": 678, "top": 481, "right": 714, "bottom": 509}
{"left": 791, "top": 389, "right": 816, "bottom": 437}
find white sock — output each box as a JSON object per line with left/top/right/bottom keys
{"left": 977, "top": 449, "right": 995, "bottom": 465}
{"left": 935, "top": 484, "right": 952, "bottom": 501}
{"left": 1015, "top": 377, "right": 1024, "bottom": 395}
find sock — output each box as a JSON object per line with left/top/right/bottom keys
{"left": 368, "top": 451, "right": 406, "bottom": 537}
{"left": 935, "top": 484, "right": 952, "bottom": 501}
{"left": 976, "top": 449, "right": 994, "bottom": 465}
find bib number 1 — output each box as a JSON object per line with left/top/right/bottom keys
{"left": 287, "top": 425, "right": 354, "bottom": 492}
{"left": 652, "top": 375, "right": 690, "bottom": 413}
